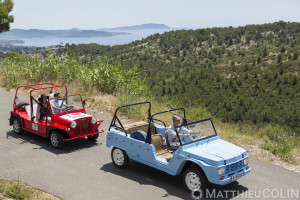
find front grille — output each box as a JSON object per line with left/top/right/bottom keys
{"left": 74, "top": 126, "right": 80, "bottom": 134}
{"left": 225, "top": 160, "right": 243, "bottom": 173}
{"left": 72, "top": 119, "right": 91, "bottom": 135}
{"left": 81, "top": 120, "right": 87, "bottom": 133}
{"left": 88, "top": 123, "right": 93, "bottom": 132}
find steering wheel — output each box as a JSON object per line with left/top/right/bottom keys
{"left": 191, "top": 131, "right": 203, "bottom": 139}
{"left": 62, "top": 106, "right": 74, "bottom": 112}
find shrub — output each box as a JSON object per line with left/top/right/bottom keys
{"left": 1, "top": 52, "right": 148, "bottom": 96}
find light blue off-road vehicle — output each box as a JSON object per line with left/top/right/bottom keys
{"left": 106, "top": 102, "right": 250, "bottom": 193}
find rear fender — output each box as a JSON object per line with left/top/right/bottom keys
{"left": 9, "top": 112, "right": 20, "bottom": 126}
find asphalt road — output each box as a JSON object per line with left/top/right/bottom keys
{"left": 0, "top": 88, "right": 299, "bottom": 200}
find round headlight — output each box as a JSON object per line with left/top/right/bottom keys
{"left": 218, "top": 167, "right": 225, "bottom": 176}
{"left": 243, "top": 158, "right": 249, "bottom": 166}
{"left": 70, "top": 121, "right": 77, "bottom": 128}
{"left": 91, "top": 116, "right": 96, "bottom": 124}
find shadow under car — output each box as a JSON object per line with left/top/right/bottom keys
{"left": 6, "top": 130, "right": 102, "bottom": 154}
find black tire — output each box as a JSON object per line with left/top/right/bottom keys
{"left": 111, "top": 147, "right": 130, "bottom": 169}
{"left": 17, "top": 102, "right": 29, "bottom": 110}
{"left": 87, "top": 133, "right": 99, "bottom": 140}
{"left": 183, "top": 167, "right": 208, "bottom": 193}
{"left": 12, "top": 117, "right": 24, "bottom": 135}
{"left": 49, "top": 131, "right": 64, "bottom": 149}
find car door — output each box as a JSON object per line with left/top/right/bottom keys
{"left": 24, "top": 101, "right": 49, "bottom": 137}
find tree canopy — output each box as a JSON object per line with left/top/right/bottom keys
{"left": 0, "top": 0, "right": 14, "bottom": 33}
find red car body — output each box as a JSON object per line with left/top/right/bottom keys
{"left": 9, "top": 83, "right": 104, "bottom": 148}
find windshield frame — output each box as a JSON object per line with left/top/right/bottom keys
{"left": 49, "top": 94, "right": 85, "bottom": 118}
{"left": 175, "top": 118, "right": 218, "bottom": 146}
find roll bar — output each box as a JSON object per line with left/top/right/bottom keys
{"left": 146, "top": 107, "right": 187, "bottom": 144}
{"left": 108, "top": 101, "right": 151, "bottom": 136}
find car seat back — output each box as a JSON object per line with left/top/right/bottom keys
{"left": 130, "top": 130, "right": 147, "bottom": 142}
{"left": 164, "top": 130, "right": 178, "bottom": 151}
{"left": 25, "top": 104, "right": 38, "bottom": 118}
{"left": 165, "top": 130, "right": 171, "bottom": 148}
{"left": 151, "top": 134, "right": 165, "bottom": 155}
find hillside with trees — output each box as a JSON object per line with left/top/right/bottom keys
{"left": 49, "top": 21, "right": 299, "bottom": 132}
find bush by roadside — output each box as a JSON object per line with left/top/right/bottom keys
{"left": 0, "top": 177, "right": 59, "bottom": 200}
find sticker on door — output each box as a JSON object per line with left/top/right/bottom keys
{"left": 32, "top": 123, "right": 38, "bottom": 131}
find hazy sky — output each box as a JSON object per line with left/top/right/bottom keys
{"left": 10, "top": 0, "right": 300, "bottom": 30}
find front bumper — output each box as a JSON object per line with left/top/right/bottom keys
{"left": 212, "top": 166, "right": 250, "bottom": 185}
{"left": 63, "top": 130, "right": 104, "bottom": 141}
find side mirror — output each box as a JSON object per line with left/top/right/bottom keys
{"left": 217, "top": 130, "right": 221, "bottom": 135}
{"left": 82, "top": 101, "right": 86, "bottom": 106}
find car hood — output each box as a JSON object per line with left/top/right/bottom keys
{"left": 56, "top": 112, "right": 93, "bottom": 127}
{"left": 59, "top": 113, "right": 92, "bottom": 121}
{"left": 182, "top": 138, "right": 247, "bottom": 166}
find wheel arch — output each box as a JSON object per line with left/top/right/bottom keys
{"left": 111, "top": 145, "right": 127, "bottom": 153}
{"left": 10, "top": 112, "right": 21, "bottom": 126}
{"left": 46, "top": 126, "right": 67, "bottom": 138}
{"left": 180, "top": 160, "right": 208, "bottom": 181}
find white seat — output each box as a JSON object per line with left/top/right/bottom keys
{"left": 25, "top": 104, "right": 38, "bottom": 118}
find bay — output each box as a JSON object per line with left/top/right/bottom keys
{"left": 15, "top": 29, "right": 173, "bottom": 47}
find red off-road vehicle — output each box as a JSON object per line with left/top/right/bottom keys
{"left": 9, "top": 83, "right": 104, "bottom": 149}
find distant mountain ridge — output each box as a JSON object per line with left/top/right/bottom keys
{"left": 0, "top": 29, "right": 129, "bottom": 39}
{"left": 0, "top": 23, "right": 171, "bottom": 39}
{"left": 97, "top": 23, "right": 170, "bottom": 31}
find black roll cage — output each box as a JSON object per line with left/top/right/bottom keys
{"left": 108, "top": 101, "right": 152, "bottom": 136}
{"left": 147, "top": 107, "right": 187, "bottom": 145}
{"left": 108, "top": 102, "right": 189, "bottom": 144}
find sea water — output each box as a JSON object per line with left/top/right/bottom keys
{"left": 14, "top": 29, "right": 174, "bottom": 47}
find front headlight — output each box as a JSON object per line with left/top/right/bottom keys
{"left": 91, "top": 116, "right": 96, "bottom": 124}
{"left": 243, "top": 157, "right": 249, "bottom": 166}
{"left": 70, "top": 121, "right": 77, "bottom": 128}
{"left": 218, "top": 167, "right": 225, "bottom": 176}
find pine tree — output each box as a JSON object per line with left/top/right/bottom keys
{"left": 0, "top": 0, "right": 14, "bottom": 33}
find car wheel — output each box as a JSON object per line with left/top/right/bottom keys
{"left": 111, "top": 147, "right": 129, "bottom": 169}
{"left": 183, "top": 167, "right": 207, "bottom": 193}
{"left": 87, "top": 133, "right": 99, "bottom": 140}
{"left": 50, "top": 131, "right": 64, "bottom": 149}
{"left": 12, "top": 118, "right": 24, "bottom": 135}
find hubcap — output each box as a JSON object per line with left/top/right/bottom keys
{"left": 13, "top": 120, "right": 20, "bottom": 133}
{"left": 113, "top": 149, "right": 125, "bottom": 166}
{"left": 185, "top": 172, "right": 201, "bottom": 191}
{"left": 51, "top": 133, "right": 59, "bottom": 147}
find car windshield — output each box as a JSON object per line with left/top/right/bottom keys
{"left": 175, "top": 119, "right": 217, "bottom": 145}
{"left": 50, "top": 95, "right": 84, "bottom": 115}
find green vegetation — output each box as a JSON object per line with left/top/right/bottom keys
{"left": 0, "top": 0, "right": 14, "bottom": 33}
{"left": 0, "top": 177, "right": 56, "bottom": 200}
{"left": 0, "top": 21, "right": 299, "bottom": 164}
{"left": 51, "top": 21, "right": 299, "bottom": 132}
{"left": 1, "top": 52, "right": 147, "bottom": 96}
{"left": 0, "top": 183, "right": 30, "bottom": 200}
{"left": 0, "top": 178, "right": 31, "bottom": 200}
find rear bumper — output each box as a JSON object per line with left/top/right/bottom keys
{"left": 63, "top": 130, "right": 104, "bottom": 141}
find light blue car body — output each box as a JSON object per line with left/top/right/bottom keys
{"left": 106, "top": 124, "right": 250, "bottom": 185}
